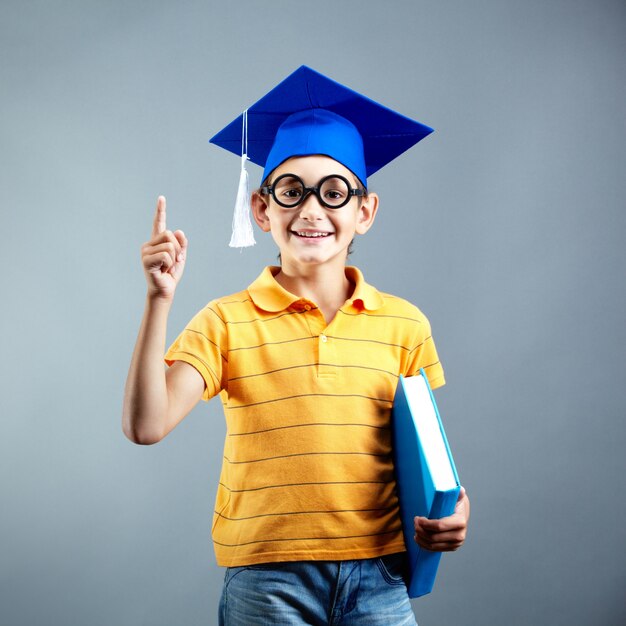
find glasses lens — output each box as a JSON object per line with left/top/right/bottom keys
{"left": 319, "top": 176, "right": 351, "bottom": 208}
{"left": 272, "top": 175, "right": 304, "bottom": 207}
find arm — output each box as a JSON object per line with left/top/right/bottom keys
{"left": 413, "top": 487, "right": 470, "bottom": 552}
{"left": 122, "top": 196, "right": 203, "bottom": 445}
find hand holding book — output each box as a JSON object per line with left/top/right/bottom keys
{"left": 392, "top": 371, "right": 469, "bottom": 597}
{"left": 414, "top": 486, "right": 470, "bottom": 552}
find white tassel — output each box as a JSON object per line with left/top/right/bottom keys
{"left": 229, "top": 109, "right": 255, "bottom": 248}
{"left": 229, "top": 154, "right": 256, "bottom": 248}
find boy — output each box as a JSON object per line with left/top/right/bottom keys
{"left": 123, "top": 66, "right": 469, "bottom": 625}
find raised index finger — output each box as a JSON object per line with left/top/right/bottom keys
{"left": 151, "top": 195, "right": 167, "bottom": 238}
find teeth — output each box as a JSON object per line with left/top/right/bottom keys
{"left": 296, "top": 231, "right": 330, "bottom": 238}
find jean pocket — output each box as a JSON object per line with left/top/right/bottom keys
{"left": 376, "top": 552, "right": 409, "bottom": 586}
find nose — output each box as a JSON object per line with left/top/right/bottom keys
{"left": 298, "top": 191, "right": 325, "bottom": 220}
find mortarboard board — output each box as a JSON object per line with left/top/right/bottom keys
{"left": 210, "top": 65, "right": 433, "bottom": 247}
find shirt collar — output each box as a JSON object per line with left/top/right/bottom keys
{"left": 248, "top": 266, "right": 384, "bottom": 313}
{"left": 344, "top": 266, "right": 385, "bottom": 311}
{"left": 247, "top": 267, "right": 300, "bottom": 312}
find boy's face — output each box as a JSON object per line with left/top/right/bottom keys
{"left": 252, "top": 155, "right": 378, "bottom": 272}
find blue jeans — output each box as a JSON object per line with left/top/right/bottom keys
{"left": 218, "top": 553, "right": 418, "bottom": 625}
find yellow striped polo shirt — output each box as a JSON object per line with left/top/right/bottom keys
{"left": 165, "top": 266, "right": 445, "bottom": 567}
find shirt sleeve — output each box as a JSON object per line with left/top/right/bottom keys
{"left": 164, "top": 300, "right": 229, "bottom": 402}
{"left": 404, "top": 313, "right": 446, "bottom": 390}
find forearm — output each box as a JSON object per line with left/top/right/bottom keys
{"left": 122, "top": 295, "right": 173, "bottom": 444}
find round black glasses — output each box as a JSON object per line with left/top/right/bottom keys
{"left": 261, "top": 174, "right": 365, "bottom": 209}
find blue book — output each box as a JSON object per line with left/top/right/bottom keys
{"left": 391, "top": 371, "right": 461, "bottom": 598}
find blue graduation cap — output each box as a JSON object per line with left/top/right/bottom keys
{"left": 210, "top": 65, "right": 433, "bottom": 247}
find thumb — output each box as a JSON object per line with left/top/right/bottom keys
{"left": 454, "top": 486, "right": 469, "bottom": 519}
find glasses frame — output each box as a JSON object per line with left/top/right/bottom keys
{"left": 261, "top": 173, "right": 366, "bottom": 209}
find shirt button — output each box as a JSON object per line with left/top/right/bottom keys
{"left": 320, "top": 334, "right": 328, "bottom": 342}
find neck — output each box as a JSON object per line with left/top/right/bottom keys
{"left": 274, "top": 260, "right": 354, "bottom": 323}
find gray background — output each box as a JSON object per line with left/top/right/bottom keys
{"left": 1, "top": 0, "right": 625, "bottom": 624}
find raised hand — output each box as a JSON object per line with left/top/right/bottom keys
{"left": 141, "top": 196, "right": 188, "bottom": 301}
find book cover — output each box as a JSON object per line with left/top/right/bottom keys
{"left": 391, "top": 370, "right": 461, "bottom": 598}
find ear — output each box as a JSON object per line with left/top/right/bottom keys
{"left": 355, "top": 192, "right": 379, "bottom": 235}
{"left": 251, "top": 191, "right": 272, "bottom": 232}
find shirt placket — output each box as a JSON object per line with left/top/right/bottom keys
{"left": 298, "top": 300, "right": 337, "bottom": 379}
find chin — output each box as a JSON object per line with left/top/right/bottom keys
{"left": 295, "top": 250, "right": 349, "bottom": 267}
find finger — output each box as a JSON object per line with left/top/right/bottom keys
{"left": 414, "top": 527, "right": 466, "bottom": 544}
{"left": 151, "top": 196, "right": 167, "bottom": 238}
{"left": 415, "top": 537, "right": 463, "bottom": 552}
{"left": 144, "top": 251, "right": 175, "bottom": 274}
{"left": 170, "top": 231, "right": 187, "bottom": 280}
{"left": 143, "top": 242, "right": 179, "bottom": 271}
{"left": 414, "top": 515, "right": 465, "bottom": 534}
{"left": 144, "top": 239, "right": 181, "bottom": 259}
{"left": 145, "top": 231, "right": 182, "bottom": 258}
{"left": 173, "top": 230, "right": 187, "bottom": 262}
{"left": 455, "top": 487, "right": 470, "bottom": 519}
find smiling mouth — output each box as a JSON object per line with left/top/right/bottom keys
{"left": 292, "top": 231, "right": 333, "bottom": 238}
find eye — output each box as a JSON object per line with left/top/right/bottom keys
{"left": 320, "top": 177, "right": 350, "bottom": 205}
{"left": 282, "top": 187, "right": 302, "bottom": 199}
{"left": 272, "top": 175, "right": 305, "bottom": 206}
{"left": 323, "top": 188, "right": 346, "bottom": 200}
